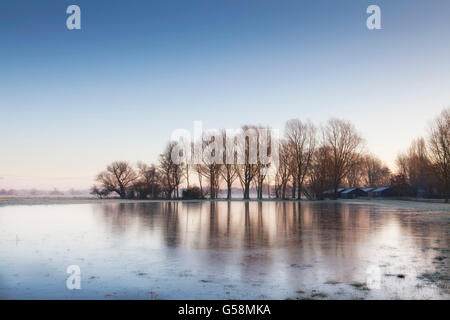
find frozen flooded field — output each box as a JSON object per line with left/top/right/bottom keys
{"left": 0, "top": 200, "right": 449, "bottom": 300}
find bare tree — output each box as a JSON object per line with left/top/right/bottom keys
{"left": 255, "top": 166, "right": 269, "bottom": 199}
{"left": 195, "top": 164, "right": 205, "bottom": 198}
{"left": 179, "top": 138, "right": 193, "bottom": 189}
{"left": 173, "top": 164, "right": 183, "bottom": 198}
{"left": 134, "top": 162, "right": 161, "bottom": 199}
{"left": 323, "top": 118, "right": 364, "bottom": 199}
{"left": 90, "top": 185, "right": 110, "bottom": 198}
{"left": 254, "top": 126, "right": 274, "bottom": 199}
{"left": 200, "top": 163, "right": 221, "bottom": 199}
{"left": 236, "top": 126, "right": 259, "bottom": 199}
{"left": 196, "top": 130, "right": 223, "bottom": 199}
{"left": 288, "top": 152, "right": 297, "bottom": 199}
{"left": 275, "top": 141, "right": 291, "bottom": 199}
{"left": 307, "top": 145, "right": 333, "bottom": 200}
{"left": 220, "top": 130, "right": 238, "bottom": 199}
{"left": 285, "top": 119, "right": 316, "bottom": 199}
{"left": 362, "top": 154, "right": 391, "bottom": 187}
{"left": 427, "top": 107, "right": 450, "bottom": 202}
{"left": 159, "top": 142, "right": 184, "bottom": 199}
{"left": 408, "top": 138, "right": 433, "bottom": 189}
{"left": 344, "top": 155, "right": 364, "bottom": 188}
{"left": 396, "top": 138, "right": 437, "bottom": 196}
{"left": 95, "top": 161, "right": 138, "bottom": 199}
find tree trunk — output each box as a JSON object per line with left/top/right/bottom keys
{"left": 445, "top": 179, "right": 449, "bottom": 203}
{"left": 257, "top": 182, "right": 262, "bottom": 200}
{"left": 244, "top": 182, "right": 250, "bottom": 199}
{"left": 333, "top": 185, "right": 338, "bottom": 200}
{"left": 292, "top": 181, "right": 296, "bottom": 199}
{"left": 198, "top": 175, "right": 203, "bottom": 198}
{"left": 210, "top": 172, "right": 214, "bottom": 199}
{"left": 186, "top": 165, "right": 190, "bottom": 189}
{"left": 297, "top": 176, "right": 302, "bottom": 200}
{"left": 119, "top": 185, "right": 126, "bottom": 199}
{"left": 227, "top": 181, "right": 232, "bottom": 200}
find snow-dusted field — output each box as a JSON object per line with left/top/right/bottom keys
{"left": 0, "top": 200, "right": 448, "bottom": 299}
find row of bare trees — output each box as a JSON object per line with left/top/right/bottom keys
{"left": 91, "top": 108, "right": 449, "bottom": 202}
{"left": 394, "top": 108, "right": 449, "bottom": 202}
{"left": 274, "top": 118, "right": 390, "bottom": 200}
{"left": 91, "top": 119, "right": 378, "bottom": 200}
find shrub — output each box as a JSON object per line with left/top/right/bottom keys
{"left": 182, "top": 186, "right": 203, "bottom": 200}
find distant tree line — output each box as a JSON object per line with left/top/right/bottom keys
{"left": 0, "top": 188, "right": 85, "bottom": 196}
{"left": 0, "top": 189, "right": 19, "bottom": 196}
{"left": 91, "top": 108, "right": 449, "bottom": 202}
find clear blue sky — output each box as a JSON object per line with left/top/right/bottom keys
{"left": 1, "top": 0, "right": 449, "bottom": 189}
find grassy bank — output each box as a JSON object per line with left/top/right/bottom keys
{"left": 0, "top": 196, "right": 449, "bottom": 211}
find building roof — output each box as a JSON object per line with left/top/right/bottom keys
{"left": 323, "top": 188, "right": 345, "bottom": 194}
{"left": 361, "top": 187, "right": 374, "bottom": 192}
{"left": 341, "top": 188, "right": 359, "bottom": 194}
{"left": 373, "top": 186, "right": 391, "bottom": 192}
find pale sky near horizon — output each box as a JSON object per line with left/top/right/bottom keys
{"left": 1, "top": 0, "right": 450, "bottom": 190}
